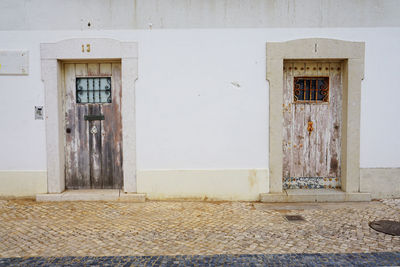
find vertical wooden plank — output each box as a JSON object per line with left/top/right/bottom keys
{"left": 329, "top": 63, "right": 336, "bottom": 176}
{"left": 100, "top": 63, "right": 123, "bottom": 189}
{"left": 282, "top": 62, "right": 293, "bottom": 185}
{"left": 75, "top": 64, "right": 86, "bottom": 76}
{"left": 99, "top": 63, "right": 112, "bottom": 76}
{"left": 306, "top": 62, "right": 318, "bottom": 179}
{"left": 98, "top": 63, "right": 113, "bottom": 185}
{"left": 296, "top": 103, "right": 306, "bottom": 179}
{"left": 303, "top": 99, "right": 312, "bottom": 178}
{"left": 320, "top": 62, "right": 332, "bottom": 180}
{"left": 328, "top": 62, "right": 342, "bottom": 184}
{"left": 287, "top": 63, "right": 297, "bottom": 180}
{"left": 64, "top": 63, "right": 91, "bottom": 189}
{"left": 99, "top": 63, "right": 112, "bottom": 188}
{"left": 89, "top": 104, "right": 103, "bottom": 188}
{"left": 315, "top": 63, "right": 329, "bottom": 177}
{"left": 75, "top": 64, "right": 90, "bottom": 188}
{"left": 88, "top": 63, "right": 100, "bottom": 76}
{"left": 86, "top": 63, "right": 103, "bottom": 188}
{"left": 292, "top": 62, "right": 306, "bottom": 179}
{"left": 64, "top": 63, "right": 77, "bottom": 188}
{"left": 100, "top": 62, "right": 113, "bottom": 188}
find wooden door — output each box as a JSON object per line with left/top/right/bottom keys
{"left": 64, "top": 63, "right": 123, "bottom": 189}
{"left": 283, "top": 61, "right": 342, "bottom": 189}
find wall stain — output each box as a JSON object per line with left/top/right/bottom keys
{"left": 248, "top": 170, "right": 257, "bottom": 188}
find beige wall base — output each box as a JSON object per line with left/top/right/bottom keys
{"left": 36, "top": 190, "right": 146, "bottom": 202}
{"left": 137, "top": 169, "right": 269, "bottom": 201}
{"left": 360, "top": 168, "right": 400, "bottom": 199}
{"left": 0, "top": 171, "right": 47, "bottom": 197}
{"left": 2, "top": 168, "right": 398, "bottom": 200}
{"left": 260, "top": 189, "right": 371, "bottom": 203}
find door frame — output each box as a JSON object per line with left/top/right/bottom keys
{"left": 41, "top": 38, "right": 138, "bottom": 193}
{"left": 266, "top": 38, "right": 365, "bottom": 193}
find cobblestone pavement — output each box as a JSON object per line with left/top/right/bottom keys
{"left": 1, "top": 252, "right": 400, "bottom": 266}
{"left": 0, "top": 199, "right": 399, "bottom": 259}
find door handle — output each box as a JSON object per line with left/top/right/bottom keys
{"left": 66, "top": 128, "right": 71, "bottom": 134}
{"left": 307, "top": 121, "right": 314, "bottom": 134}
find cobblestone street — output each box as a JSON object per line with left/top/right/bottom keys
{"left": 0, "top": 199, "right": 399, "bottom": 261}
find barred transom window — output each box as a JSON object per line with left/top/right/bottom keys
{"left": 294, "top": 77, "right": 329, "bottom": 103}
{"left": 76, "top": 77, "right": 111, "bottom": 103}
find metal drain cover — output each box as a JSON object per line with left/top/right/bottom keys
{"left": 369, "top": 220, "right": 400, "bottom": 236}
{"left": 284, "top": 215, "right": 305, "bottom": 222}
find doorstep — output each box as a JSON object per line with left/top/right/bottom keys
{"left": 260, "top": 189, "right": 371, "bottom": 203}
{"left": 36, "top": 190, "right": 146, "bottom": 202}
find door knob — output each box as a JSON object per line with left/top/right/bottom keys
{"left": 307, "top": 121, "right": 314, "bottom": 134}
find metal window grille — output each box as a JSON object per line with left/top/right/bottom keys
{"left": 76, "top": 77, "right": 111, "bottom": 104}
{"left": 293, "top": 77, "right": 329, "bottom": 103}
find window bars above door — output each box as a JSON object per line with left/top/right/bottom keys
{"left": 76, "top": 77, "right": 112, "bottom": 104}
{"left": 293, "top": 77, "right": 329, "bottom": 103}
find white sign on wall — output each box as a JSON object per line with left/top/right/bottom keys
{"left": 0, "top": 50, "right": 29, "bottom": 75}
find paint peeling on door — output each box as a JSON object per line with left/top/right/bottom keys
{"left": 64, "top": 62, "right": 123, "bottom": 189}
{"left": 283, "top": 61, "right": 342, "bottom": 189}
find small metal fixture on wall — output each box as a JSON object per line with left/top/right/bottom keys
{"left": 35, "top": 106, "right": 44, "bottom": 120}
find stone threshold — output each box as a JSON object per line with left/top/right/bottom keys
{"left": 36, "top": 190, "right": 146, "bottom": 202}
{"left": 260, "top": 189, "right": 371, "bottom": 203}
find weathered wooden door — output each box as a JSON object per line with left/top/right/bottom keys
{"left": 283, "top": 61, "right": 342, "bottom": 189}
{"left": 64, "top": 62, "right": 123, "bottom": 189}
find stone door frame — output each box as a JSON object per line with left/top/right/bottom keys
{"left": 41, "top": 38, "right": 138, "bottom": 193}
{"left": 266, "top": 38, "right": 365, "bottom": 193}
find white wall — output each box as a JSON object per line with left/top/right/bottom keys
{"left": 0, "top": 28, "right": 399, "bottom": 174}
{"left": 1, "top": 0, "right": 400, "bottom": 30}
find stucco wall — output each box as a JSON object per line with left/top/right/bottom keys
{"left": 1, "top": 0, "right": 400, "bottom": 30}
{"left": 0, "top": 28, "right": 399, "bottom": 198}
{"left": 1, "top": 28, "right": 399, "bottom": 171}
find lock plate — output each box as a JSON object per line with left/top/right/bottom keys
{"left": 84, "top": 115, "right": 104, "bottom": 121}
